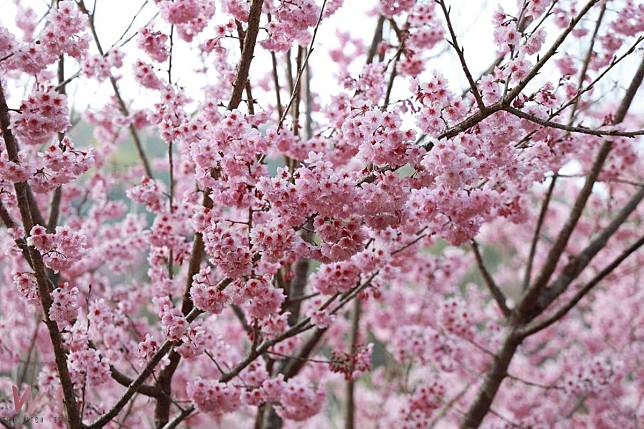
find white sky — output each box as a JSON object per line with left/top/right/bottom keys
{"left": 1, "top": 0, "right": 641, "bottom": 117}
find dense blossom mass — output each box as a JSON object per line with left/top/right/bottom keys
{"left": 0, "top": 0, "right": 642, "bottom": 428}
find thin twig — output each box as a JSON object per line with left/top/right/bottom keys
{"left": 77, "top": 0, "right": 154, "bottom": 178}
{"left": 438, "top": 0, "right": 485, "bottom": 111}
{"left": 277, "top": 0, "right": 329, "bottom": 130}
{"left": 502, "top": 105, "right": 643, "bottom": 138}
{"left": 106, "top": 0, "right": 149, "bottom": 53}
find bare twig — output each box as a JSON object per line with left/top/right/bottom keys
{"left": 277, "top": 0, "right": 329, "bottom": 130}
{"left": 567, "top": 1, "right": 607, "bottom": 122}
{"left": 505, "top": 0, "right": 600, "bottom": 101}
{"left": 502, "top": 105, "right": 643, "bottom": 138}
{"left": 106, "top": 0, "right": 149, "bottom": 53}
{"left": 438, "top": 0, "right": 485, "bottom": 111}
{"left": 77, "top": 0, "right": 154, "bottom": 178}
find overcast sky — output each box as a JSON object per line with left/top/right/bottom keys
{"left": 2, "top": 0, "right": 640, "bottom": 118}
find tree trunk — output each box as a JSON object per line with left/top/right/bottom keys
{"left": 460, "top": 331, "right": 520, "bottom": 429}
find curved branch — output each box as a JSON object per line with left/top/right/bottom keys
{"left": 502, "top": 105, "right": 643, "bottom": 138}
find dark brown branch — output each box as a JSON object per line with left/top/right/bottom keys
{"left": 519, "top": 233, "right": 644, "bottom": 337}
{"left": 110, "top": 366, "right": 162, "bottom": 398}
{"left": 304, "top": 59, "right": 313, "bottom": 139}
{"left": 568, "top": 1, "right": 606, "bottom": 122}
{"left": 0, "top": 85, "right": 82, "bottom": 429}
{"left": 366, "top": 16, "right": 385, "bottom": 64}
{"left": 459, "top": 58, "right": 644, "bottom": 429}
{"left": 270, "top": 49, "right": 284, "bottom": 118}
{"left": 227, "top": 0, "right": 264, "bottom": 111}
{"left": 459, "top": 330, "right": 521, "bottom": 428}
{"left": 530, "top": 185, "right": 644, "bottom": 318}
{"left": 167, "top": 25, "right": 174, "bottom": 84}
{"left": 235, "top": 20, "right": 256, "bottom": 114}
{"left": 160, "top": 406, "right": 195, "bottom": 429}
{"left": 382, "top": 43, "right": 403, "bottom": 109}
{"left": 279, "top": 327, "right": 327, "bottom": 379}
{"left": 437, "top": 0, "right": 485, "bottom": 111}
{"left": 86, "top": 308, "right": 202, "bottom": 429}
{"left": 434, "top": 0, "right": 600, "bottom": 146}
{"left": 505, "top": 0, "right": 600, "bottom": 101}
{"left": 518, "top": 58, "right": 644, "bottom": 318}
{"left": 0, "top": 199, "right": 35, "bottom": 268}
{"left": 0, "top": 198, "right": 17, "bottom": 229}
{"left": 502, "top": 105, "right": 643, "bottom": 138}
{"left": 345, "top": 299, "right": 361, "bottom": 429}
{"left": 612, "top": 57, "right": 644, "bottom": 123}
{"left": 154, "top": 1, "right": 265, "bottom": 426}
{"left": 286, "top": 258, "right": 310, "bottom": 326}
{"left": 47, "top": 49, "right": 66, "bottom": 233}
{"left": 517, "top": 140, "right": 612, "bottom": 318}
{"left": 434, "top": 104, "right": 499, "bottom": 142}
{"left": 267, "top": 14, "right": 284, "bottom": 119}
{"left": 513, "top": 36, "right": 642, "bottom": 146}
{"left": 163, "top": 274, "right": 378, "bottom": 428}
{"left": 25, "top": 185, "right": 46, "bottom": 227}
{"left": 17, "top": 324, "right": 39, "bottom": 389}
{"left": 471, "top": 241, "right": 510, "bottom": 317}
{"left": 291, "top": 46, "right": 304, "bottom": 135}
{"left": 523, "top": 175, "right": 557, "bottom": 290}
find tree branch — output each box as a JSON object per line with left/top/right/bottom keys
{"left": 277, "top": 0, "right": 329, "bottom": 130}
{"left": 518, "top": 57, "right": 644, "bottom": 319}
{"left": 459, "top": 58, "right": 644, "bottom": 429}
{"left": 567, "top": 1, "right": 606, "bottom": 122}
{"left": 502, "top": 105, "right": 643, "bottom": 138}
{"left": 523, "top": 175, "right": 557, "bottom": 290}
{"left": 0, "top": 85, "right": 82, "bottom": 429}
{"left": 437, "top": 0, "right": 485, "bottom": 111}
{"left": 505, "top": 0, "right": 600, "bottom": 101}
{"left": 519, "top": 233, "right": 644, "bottom": 337}
{"left": 517, "top": 140, "right": 611, "bottom": 318}
{"left": 86, "top": 308, "right": 202, "bottom": 428}
{"left": 155, "top": 0, "right": 266, "bottom": 426}
{"left": 529, "top": 185, "right": 644, "bottom": 319}
{"left": 471, "top": 241, "right": 511, "bottom": 317}
{"left": 77, "top": 0, "right": 154, "bottom": 178}
{"left": 227, "top": 0, "right": 265, "bottom": 111}
{"left": 345, "top": 299, "right": 361, "bottom": 429}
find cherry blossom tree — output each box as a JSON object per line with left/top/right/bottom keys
{"left": 0, "top": 0, "right": 642, "bottom": 428}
